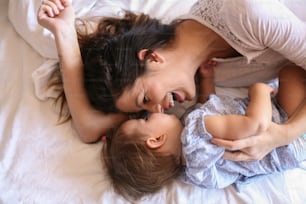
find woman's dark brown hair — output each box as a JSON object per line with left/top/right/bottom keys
{"left": 51, "top": 11, "right": 176, "bottom": 122}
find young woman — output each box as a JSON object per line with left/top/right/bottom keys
{"left": 37, "top": 0, "right": 306, "bottom": 161}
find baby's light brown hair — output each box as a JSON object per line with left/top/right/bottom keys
{"left": 102, "top": 125, "right": 183, "bottom": 201}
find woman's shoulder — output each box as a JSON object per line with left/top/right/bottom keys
{"left": 189, "top": 0, "right": 286, "bottom": 24}
{"left": 222, "top": 0, "right": 291, "bottom": 22}
{"left": 221, "top": 0, "right": 269, "bottom": 19}
{"left": 186, "top": 0, "right": 266, "bottom": 53}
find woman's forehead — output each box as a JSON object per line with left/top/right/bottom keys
{"left": 115, "top": 77, "right": 144, "bottom": 111}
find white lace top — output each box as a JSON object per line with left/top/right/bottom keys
{"left": 180, "top": 0, "right": 306, "bottom": 87}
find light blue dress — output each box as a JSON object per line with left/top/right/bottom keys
{"left": 180, "top": 94, "right": 306, "bottom": 189}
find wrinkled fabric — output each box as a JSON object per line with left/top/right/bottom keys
{"left": 180, "top": 94, "right": 306, "bottom": 189}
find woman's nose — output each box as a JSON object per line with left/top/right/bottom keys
{"left": 146, "top": 104, "right": 164, "bottom": 113}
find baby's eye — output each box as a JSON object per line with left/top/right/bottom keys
{"left": 143, "top": 96, "right": 149, "bottom": 104}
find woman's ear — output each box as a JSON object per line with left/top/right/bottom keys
{"left": 145, "top": 134, "right": 167, "bottom": 150}
{"left": 137, "top": 49, "right": 165, "bottom": 63}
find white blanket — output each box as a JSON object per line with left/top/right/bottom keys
{"left": 1, "top": 0, "right": 305, "bottom": 203}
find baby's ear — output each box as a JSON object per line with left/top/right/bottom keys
{"left": 145, "top": 134, "right": 166, "bottom": 150}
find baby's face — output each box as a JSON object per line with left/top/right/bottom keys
{"left": 120, "top": 113, "right": 183, "bottom": 142}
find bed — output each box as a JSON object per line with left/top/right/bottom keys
{"left": 1, "top": 0, "right": 305, "bottom": 203}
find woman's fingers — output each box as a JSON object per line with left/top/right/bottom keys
{"left": 60, "top": 0, "right": 70, "bottom": 7}
{"left": 211, "top": 136, "right": 256, "bottom": 151}
{"left": 223, "top": 151, "right": 254, "bottom": 161}
{"left": 37, "top": 0, "right": 75, "bottom": 34}
{"left": 223, "top": 148, "right": 265, "bottom": 161}
{"left": 41, "top": 4, "right": 56, "bottom": 17}
{"left": 40, "top": 0, "right": 65, "bottom": 17}
{"left": 54, "top": 0, "right": 65, "bottom": 10}
{"left": 211, "top": 136, "right": 267, "bottom": 161}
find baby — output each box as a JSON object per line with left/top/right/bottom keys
{"left": 102, "top": 65, "right": 306, "bottom": 200}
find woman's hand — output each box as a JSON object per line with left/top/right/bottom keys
{"left": 211, "top": 122, "right": 287, "bottom": 161}
{"left": 37, "top": 0, "right": 75, "bottom": 34}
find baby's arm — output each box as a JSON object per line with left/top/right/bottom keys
{"left": 37, "top": 0, "right": 127, "bottom": 143}
{"left": 205, "top": 83, "right": 274, "bottom": 140}
{"left": 245, "top": 83, "right": 274, "bottom": 131}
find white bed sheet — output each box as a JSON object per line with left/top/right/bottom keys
{"left": 1, "top": 0, "right": 305, "bottom": 203}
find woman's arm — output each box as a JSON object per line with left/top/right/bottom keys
{"left": 205, "top": 83, "right": 273, "bottom": 140}
{"left": 37, "top": 0, "right": 127, "bottom": 143}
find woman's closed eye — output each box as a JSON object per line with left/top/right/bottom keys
{"left": 143, "top": 95, "right": 150, "bottom": 104}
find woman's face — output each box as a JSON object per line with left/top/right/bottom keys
{"left": 116, "top": 58, "right": 197, "bottom": 113}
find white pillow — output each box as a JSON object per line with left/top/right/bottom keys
{"left": 8, "top": 0, "right": 124, "bottom": 59}
{"left": 8, "top": 0, "right": 197, "bottom": 59}
{"left": 124, "top": 0, "right": 197, "bottom": 22}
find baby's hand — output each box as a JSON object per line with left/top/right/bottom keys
{"left": 249, "top": 83, "right": 275, "bottom": 96}
{"left": 197, "top": 60, "right": 217, "bottom": 79}
{"left": 37, "top": 0, "right": 75, "bottom": 34}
